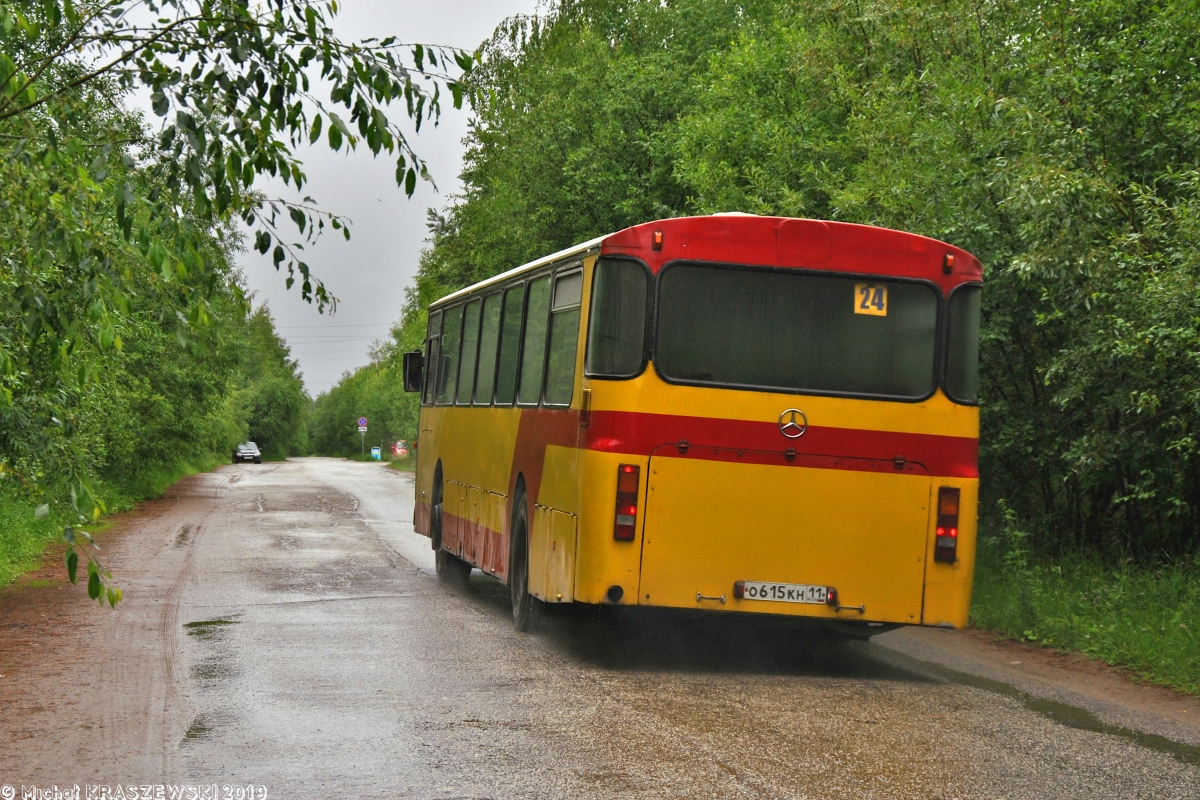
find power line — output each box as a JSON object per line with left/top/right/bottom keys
{"left": 275, "top": 322, "right": 394, "bottom": 329}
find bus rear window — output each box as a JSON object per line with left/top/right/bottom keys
{"left": 586, "top": 258, "right": 648, "bottom": 378}
{"left": 945, "top": 284, "right": 981, "bottom": 404}
{"left": 656, "top": 264, "right": 938, "bottom": 399}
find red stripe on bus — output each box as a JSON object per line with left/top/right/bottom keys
{"left": 508, "top": 406, "right": 582, "bottom": 520}
{"left": 583, "top": 410, "right": 978, "bottom": 478}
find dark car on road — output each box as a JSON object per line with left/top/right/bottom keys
{"left": 233, "top": 442, "right": 262, "bottom": 464}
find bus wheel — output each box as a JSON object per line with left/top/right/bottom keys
{"left": 509, "top": 499, "right": 539, "bottom": 632}
{"left": 429, "top": 470, "right": 443, "bottom": 551}
{"left": 435, "top": 548, "right": 471, "bottom": 587}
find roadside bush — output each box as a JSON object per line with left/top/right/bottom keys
{"left": 972, "top": 505, "right": 1200, "bottom": 694}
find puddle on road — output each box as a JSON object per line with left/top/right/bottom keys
{"left": 183, "top": 617, "right": 239, "bottom": 641}
{"left": 174, "top": 525, "right": 192, "bottom": 547}
{"left": 190, "top": 657, "right": 236, "bottom": 682}
{"left": 184, "top": 714, "right": 213, "bottom": 740}
{"left": 878, "top": 648, "right": 1200, "bottom": 768}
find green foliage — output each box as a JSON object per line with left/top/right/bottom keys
{"left": 972, "top": 511, "right": 1200, "bottom": 694}
{"left": 382, "top": 0, "right": 1200, "bottom": 562}
{"left": 0, "top": 485, "right": 63, "bottom": 588}
{"left": 1, "top": 0, "right": 472, "bottom": 308}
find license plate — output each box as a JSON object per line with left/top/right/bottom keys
{"left": 741, "top": 581, "right": 828, "bottom": 604}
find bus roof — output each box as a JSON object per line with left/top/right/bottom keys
{"left": 430, "top": 215, "right": 980, "bottom": 309}
{"left": 431, "top": 234, "right": 606, "bottom": 308}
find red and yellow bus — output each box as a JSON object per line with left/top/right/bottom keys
{"left": 404, "top": 214, "right": 981, "bottom": 635}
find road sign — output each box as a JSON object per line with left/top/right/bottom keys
{"left": 358, "top": 426, "right": 368, "bottom": 433}
{"left": 357, "top": 417, "right": 368, "bottom": 427}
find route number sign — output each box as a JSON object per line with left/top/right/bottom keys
{"left": 854, "top": 283, "right": 888, "bottom": 316}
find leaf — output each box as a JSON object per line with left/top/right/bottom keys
{"left": 289, "top": 206, "right": 306, "bottom": 233}
{"left": 87, "top": 569, "right": 101, "bottom": 600}
{"left": 66, "top": 550, "right": 78, "bottom": 583}
{"left": 309, "top": 113, "right": 323, "bottom": 144}
{"left": 405, "top": 166, "right": 416, "bottom": 196}
{"left": 328, "top": 122, "right": 342, "bottom": 151}
{"left": 273, "top": 245, "right": 285, "bottom": 268}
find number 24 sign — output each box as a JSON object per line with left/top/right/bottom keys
{"left": 854, "top": 283, "right": 888, "bottom": 316}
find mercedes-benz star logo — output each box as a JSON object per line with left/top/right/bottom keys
{"left": 778, "top": 408, "right": 808, "bottom": 439}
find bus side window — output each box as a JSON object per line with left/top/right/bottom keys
{"left": 474, "top": 292, "right": 502, "bottom": 405}
{"left": 456, "top": 299, "right": 482, "bottom": 405}
{"left": 421, "top": 310, "right": 442, "bottom": 406}
{"left": 544, "top": 269, "right": 583, "bottom": 405}
{"left": 586, "top": 258, "right": 648, "bottom": 378}
{"left": 517, "top": 276, "right": 552, "bottom": 404}
{"left": 494, "top": 284, "right": 526, "bottom": 405}
{"left": 437, "top": 304, "right": 464, "bottom": 404}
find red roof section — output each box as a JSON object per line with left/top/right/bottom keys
{"left": 600, "top": 215, "right": 982, "bottom": 294}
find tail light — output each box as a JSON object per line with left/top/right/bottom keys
{"left": 614, "top": 464, "right": 640, "bottom": 540}
{"left": 935, "top": 487, "right": 960, "bottom": 563}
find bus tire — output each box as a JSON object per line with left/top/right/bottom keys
{"left": 435, "top": 548, "right": 471, "bottom": 587}
{"left": 509, "top": 496, "right": 539, "bottom": 632}
{"left": 430, "top": 465, "right": 444, "bottom": 551}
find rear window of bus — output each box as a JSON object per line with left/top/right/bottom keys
{"left": 655, "top": 263, "right": 939, "bottom": 400}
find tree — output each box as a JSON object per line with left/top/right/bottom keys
{"left": 1, "top": 0, "right": 473, "bottom": 602}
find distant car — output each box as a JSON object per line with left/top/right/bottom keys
{"left": 233, "top": 442, "right": 261, "bottom": 464}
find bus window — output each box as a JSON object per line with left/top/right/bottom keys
{"left": 436, "top": 304, "right": 463, "bottom": 404}
{"left": 517, "top": 275, "right": 552, "bottom": 404}
{"left": 656, "top": 264, "right": 938, "bottom": 399}
{"left": 494, "top": 284, "right": 526, "bottom": 405}
{"left": 586, "top": 258, "right": 647, "bottom": 377}
{"left": 456, "top": 299, "right": 482, "bottom": 404}
{"left": 422, "top": 310, "right": 441, "bottom": 406}
{"left": 422, "top": 337, "right": 439, "bottom": 405}
{"left": 545, "top": 269, "right": 583, "bottom": 405}
{"left": 474, "top": 293, "right": 502, "bottom": 404}
{"left": 945, "top": 284, "right": 981, "bottom": 404}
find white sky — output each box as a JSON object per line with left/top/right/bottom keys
{"left": 234, "top": 0, "right": 539, "bottom": 394}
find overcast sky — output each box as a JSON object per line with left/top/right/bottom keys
{"left": 234, "top": 1, "right": 539, "bottom": 395}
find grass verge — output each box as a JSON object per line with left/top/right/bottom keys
{"left": 971, "top": 508, "right": 1200, "bottom": 695}
{"left": 0, "top": 487, "right": 67, "bottom": 589}
{"left": 386, "top": 453, "right": 416, "bottom": 472}
{"left": 339, "top": 451, "right": 417, "bottom": 471}
{"left": 0, "top": 450, "right": 229, "bottom": 590}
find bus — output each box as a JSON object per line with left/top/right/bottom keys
{"left": 403, "top": 214, "right": 981, "bottom": 635}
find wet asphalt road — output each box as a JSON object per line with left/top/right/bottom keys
{"left": 149, "top": 458, "right": 1198, "bottom": 799}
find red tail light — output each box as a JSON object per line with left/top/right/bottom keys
{"left": 614, "top": 464, "right": 640, "bottom": 541}
{"left": 935, "top": 487, "right": 960, "bottom": 563}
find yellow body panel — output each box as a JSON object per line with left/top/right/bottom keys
{"left": 529, "top": 506, "right": 578, "bottom": 602}
{"left": 639, "top": 455, "right": 930, "bottom": 623}
{"left": 921, "top": 478, "right": 978, "bottom": 627}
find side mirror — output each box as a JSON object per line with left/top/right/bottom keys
{"left": 402, "top": 351, "right": 424, "bottom": 393}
